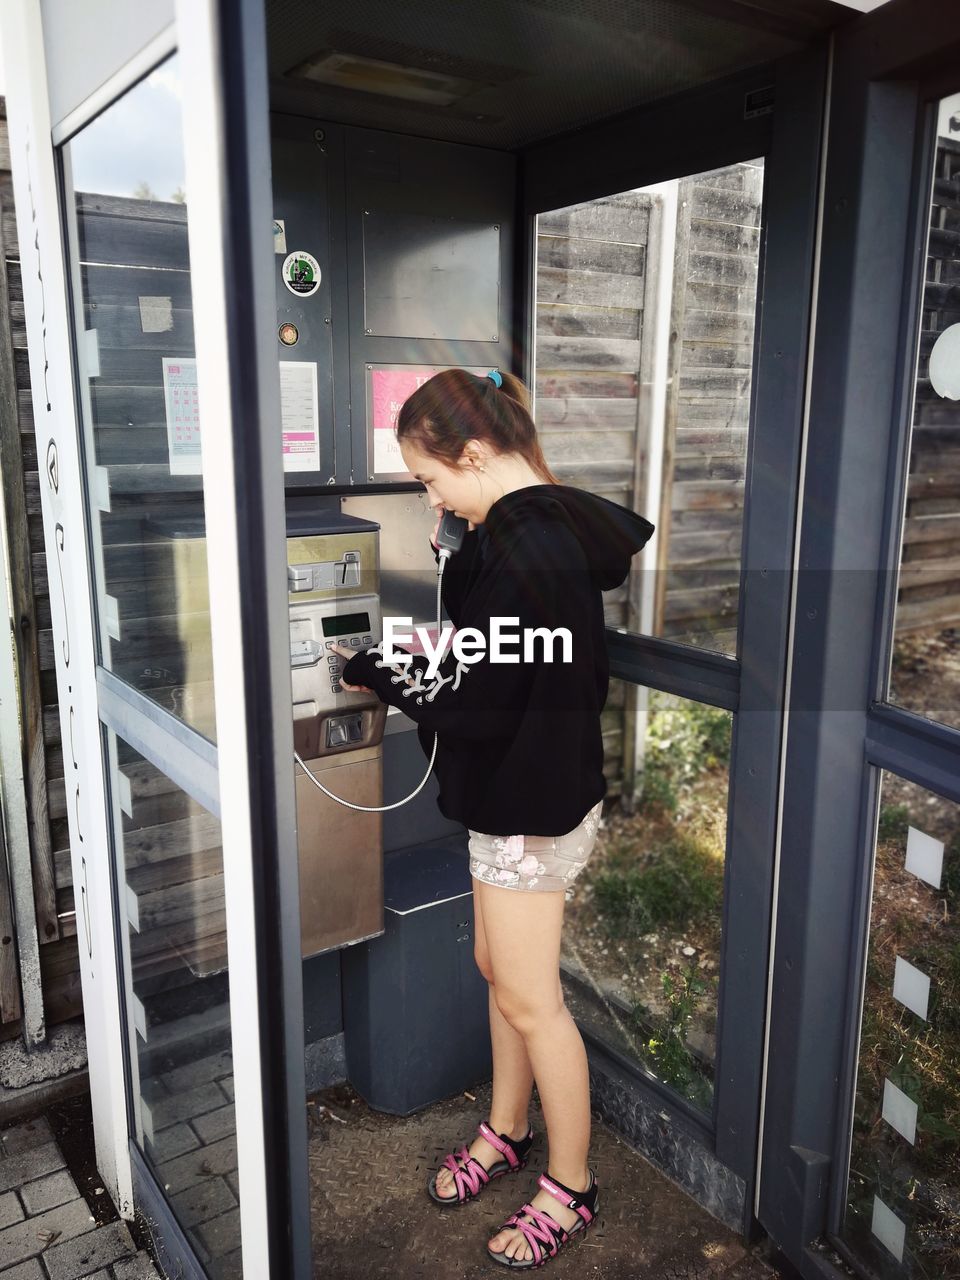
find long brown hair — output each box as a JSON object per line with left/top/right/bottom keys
{"left": 396, "top": 369, "right": 562, "bottom": 484}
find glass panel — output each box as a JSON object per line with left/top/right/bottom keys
{"left": 62, "top": 55, "right": 216, "bottom": 740}
{"left": 886, "top": 92, "right": 960, "bottom": 731}
{"left": 534, "top": 160, "right": 764, "bottom": 658}
{"left": 841, "top": 771, "right": 959, "bottom": 1278}
{"left": 106, "top": 730, "right": 242, "bottom": 1280}
{"left": 561, "top": 678, "right": 732, "bottom": 1111}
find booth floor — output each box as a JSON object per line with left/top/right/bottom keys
{"left": 306, "top": 1077, "right": 785, "bottom": 1279}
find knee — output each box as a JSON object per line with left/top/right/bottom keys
{"left": 493, "top": 984, "right": 565, "bottom": 1032}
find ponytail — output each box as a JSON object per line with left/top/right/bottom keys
{"left": 395, "top": 368, "right": 561, "bottom": 484}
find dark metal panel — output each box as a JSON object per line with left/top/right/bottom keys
{"left": 585, "top": 1040, "right": 748, "bottom": 1233}
{"left": 607, "top": 631, "right": 741, "bottom": 711}
{"left": 865, "top": 705, "right": 960, "bottom": 808}
{"left": 362, "top": 212, "right": 500, "bottom": 340}
{"left": 342, "top": 126, "right": 516, "bottom": 483}
{"left": 521, "top": 61, "right": 774, "bottom": 217}
{"left": 270, "top": 112, "right": 337, "bottom": 485}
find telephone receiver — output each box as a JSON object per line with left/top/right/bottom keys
{"left": 434, "top": 508, "right": 468, "bottom": 559}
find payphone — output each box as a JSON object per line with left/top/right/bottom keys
{"left": 285, "top": 511, "right": 388, "bottom": 958}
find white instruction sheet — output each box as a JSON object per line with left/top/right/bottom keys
{"left": 161, "top": 356, "right": 202, "bottom": 476}
{"left": 280, "top": 360, "right": 321, "bottom": 472}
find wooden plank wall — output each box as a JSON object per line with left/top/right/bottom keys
{"left": 535, "top": 192, "right": 654, "bottom": 792}
{"left": 899, "top": 135, "right": 960, "bottom": 630}
{"left": 0, "top": 100, "right": 82, "bottom": 1038}
{"left": 659, "top": 163, "right": 763, "bottom": 657}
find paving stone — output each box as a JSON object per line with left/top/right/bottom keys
{"left": 156, "top": 1135, "right": 238, "bottom": 1196}
{"left": 194, "top": 1206, "right": 241, "bottom": 1259}
{"left": 42, "top": 1219, "right": 137, "bottom": 1280}
{"left": 191, "top": 1105, "right": 235, "bottom": 1146}
{"left": 144, "top": 1123, "right": 199, "bottom": 1164}
{"left": 0, "top": 1196, "right": 94, "bottom": 1270}
{"left": 148, "top": 1082, "right": 226, "bottom": 1131}
{"left": 205, "top": 1247, "right": 243, "bottom": 1280}
{"left": 0, "top": 1142, "right": 65, "bottom": 1195}
{"left": 169, "top": 1177, "right": 236, "bottom": 1230}
{"left": 0, "top": 1117, "right": 53, "bottom": 1157}
{"left": 137, "top": 1075, "right": 170, "bottom": 1105}
{"left": 0, "top": 1188, "right": 24, "bottom": 1228}
{"left": 19, "top": 1168, "right": 79, "bottom": 1216}
{"left": 0, "top": 1259, "right": 44, "bottom": 1280}
{"left": 161, "top": 1050, "right": 233, "bottom": 1094}
{"left": 219, "top": 1077, "right": 234, "bottom": 1102}
{"left": 112, "top": 1250, "right": 163, "bottom": 1279}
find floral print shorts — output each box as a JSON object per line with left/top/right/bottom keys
{"left": 468, "top": 800, "right": 604, "bottom": 898}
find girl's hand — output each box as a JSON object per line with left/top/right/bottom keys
{"left": 331, "top": 643, "right": 372, "bottom": 693}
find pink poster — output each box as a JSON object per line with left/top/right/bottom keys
{"left": 370, "top": 365, "right": 487, "bottom": 475}
{"left": 370, "top": 366, "right": 445, "bottom": 433}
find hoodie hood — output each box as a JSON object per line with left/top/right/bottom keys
{"left": 482, "top": 484, "right": 655, "bottom": 591}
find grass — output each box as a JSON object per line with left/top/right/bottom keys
{"left": 591, "top": 831, "right": 724, "bottom": 939}
{"left": 573, "top": 687, "right": 731, "bottom": 1107}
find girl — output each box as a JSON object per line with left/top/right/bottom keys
{"left": 333, "top": 368, "right": 654, "bottom": 1269}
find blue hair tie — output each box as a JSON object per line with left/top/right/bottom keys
{"left": 486, "top": 369, "right": 503, "bottom": 388}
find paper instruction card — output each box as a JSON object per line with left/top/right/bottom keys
{"left": 280, "top": 360, "right": 321, "bottom": 472}
{"left": 162, "top": 356, "right": 202, "bottom": 476}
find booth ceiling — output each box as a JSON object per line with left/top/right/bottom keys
{"left": 266, "top": 0, "right": 855, "bottom": 148}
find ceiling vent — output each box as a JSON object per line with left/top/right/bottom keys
{"left": 286, "top": 48, "right": 492, "bottom": 106}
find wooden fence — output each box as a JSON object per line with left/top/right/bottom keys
{"left": 898, "top": 135, "right": 960, "bottom": 630}
{"left": 1, "top": 100, "right": 81, "bottom": 1039}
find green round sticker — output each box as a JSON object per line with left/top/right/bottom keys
{"left": 282, "top": 250, "right": 321, "bottom": 298}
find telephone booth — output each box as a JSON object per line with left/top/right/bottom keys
{"left": 3, "top": 0, "right": 960, "bottom": 1277}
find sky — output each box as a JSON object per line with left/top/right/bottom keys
{"left": 67, "top": 56, "right": 186, "bottom": 200}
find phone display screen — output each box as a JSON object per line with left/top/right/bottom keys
{"left": 321, "top": 612, "right": 371, "bottom": 638}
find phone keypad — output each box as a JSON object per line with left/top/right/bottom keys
{"left": 326, "top": 633, "right": 376, "bottom": 693}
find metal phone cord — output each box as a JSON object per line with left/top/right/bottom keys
{"left": 293, "top": 555, "right": 451, "bottom": 810}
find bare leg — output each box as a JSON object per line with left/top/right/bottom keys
{"left": 488, "top": 982, "right": 535, "bottom": 1133}
{"left": 433, "top": 886, "right": 533, "bottom": 1200}
{"left": 476, "top": 881, "right": 593, "bottom": 1263}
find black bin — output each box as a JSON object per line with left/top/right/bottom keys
{"left": 340, "top": 841, "right": 492, "bottom": 1115}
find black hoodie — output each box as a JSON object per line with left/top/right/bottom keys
{"left": 341, "top": 485, "right": 655, "bottom": 836}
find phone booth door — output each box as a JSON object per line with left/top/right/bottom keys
{"left": 2, "top": 1, "right": 311, "bottom": 1276}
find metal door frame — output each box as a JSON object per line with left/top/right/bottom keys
{"left": 520, "top": 48, "right": 829, "bottom": 1231}
{"left": 757, "top": 3, "right": 960, "bottom": 1277}
{"left": 1, "top": 0, "right": 311, "bottom": 1275}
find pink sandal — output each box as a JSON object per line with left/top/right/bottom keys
{"left": 427, "top": 1120, "right": 535, "bottom": 1206}
{"left": 486, "top": 1168, "right": 600, "bottom": 1268}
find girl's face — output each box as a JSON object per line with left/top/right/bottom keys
{"left": 400, "top": 439, "right": 487, "bottom": 528}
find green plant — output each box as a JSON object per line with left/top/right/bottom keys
{"left": 592, "top": 832, "right": 723, "bottom": 936}
{"left": 877, "top": 803, "right": 910, "bottom": 845}
{"left": 632, "top": 962, "right": 713, "bottom": 1107}
{"left": 635, "top": 691, "right": 731, "bottom": 816}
